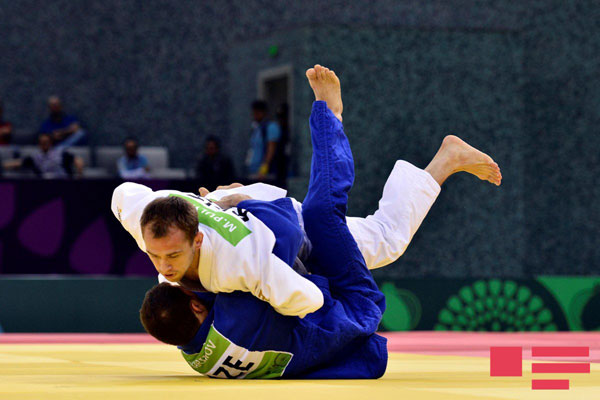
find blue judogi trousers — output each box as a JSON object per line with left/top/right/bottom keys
{"left": 180, "top": 101, "right": 387, "bottom": 379}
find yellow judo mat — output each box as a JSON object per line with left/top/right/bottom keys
{"left": 1, "top": 341, "right": 599, "bottom": 400}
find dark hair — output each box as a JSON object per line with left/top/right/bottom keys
{"left": 140, "top": 197, "right": 198, "bottom": 242}
{"left": 140, "top": 283, "right": 202, "bottom": 345}
{"left": 251, "top": 100, "right": 268, "bottom": 111}
{"left": 205, "top": 135, "right": 221, "bottom": 147}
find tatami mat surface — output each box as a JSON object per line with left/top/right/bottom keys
{"left": 1, "top": 332, "right": 598, "bottom": 400}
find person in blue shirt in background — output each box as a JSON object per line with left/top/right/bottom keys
{"left": 245, "top": 100, "right": 281, "bottom": 181}
{"left": 39, "top": 96, "right": 87, "bottom": 148}
{"left": 139, "top": 64, "right": 502, "bottom": 379}
{"left": 117, "top": 136, "right": 150, "bottom": 179}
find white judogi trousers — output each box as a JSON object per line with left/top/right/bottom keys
{"left": 208, "top": 160, "right": 441, "bottom": 271}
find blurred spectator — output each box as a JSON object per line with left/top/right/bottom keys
{"left": 245, "top": 100, "right": 281, "bottom": 181}
{"left": 3, "top": 133, "right": 83, "bottom": 178}
{"left": 118, "top": 136, "right": 150, "bottom": 179}
{"left": 195, "top": 135, "right": 235, "bottom": 191}
{"left": 39, "top": 96, "right": 87, "bottom": 148}
{"left": 0, "top": 101, "right": 13, "bottom": 146}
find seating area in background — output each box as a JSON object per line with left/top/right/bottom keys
{"left": 0, "top": 144, "right": 186, "bottom": 179}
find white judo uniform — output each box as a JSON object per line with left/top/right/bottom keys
{"left": 111, "top": 160, "right": 440, "bottom": 317}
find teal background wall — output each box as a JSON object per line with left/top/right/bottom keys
{"left": 0, "top": 277, "right": 156, "bottom": 333}
{"left": 1, "top": 276, "right": 598, "bottom": 333}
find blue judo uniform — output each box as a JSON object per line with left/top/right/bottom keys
{"left": 179, "top": 101, "right": 387, "bottom": 379}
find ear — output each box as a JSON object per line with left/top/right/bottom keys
{"left": 193, "top": 232, "right": 203, "bottom": 251}
{"left": 190, "top": 299, "right": 205, "bottom": 314}
{"left": 141, "top": 225, "right": 149, "bottom": 241}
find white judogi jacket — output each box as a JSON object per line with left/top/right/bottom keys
{"left": 111, "top": 182, "right": 324, "bottom": 318}
{"left": 112, "top": 161, "right": 440, "bottom": 318}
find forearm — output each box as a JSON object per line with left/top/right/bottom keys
{"left": 213, "top": 193, "right": 252, "bottom": 210}
{"left": 54, "top": 123, "right": 80, "bottom": 139}
{"left": 263, "top": 141, "right": 277, "bottom": 165}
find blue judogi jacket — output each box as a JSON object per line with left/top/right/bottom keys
{"left": 179, "top": 102, "right": 387, "bottom": 379}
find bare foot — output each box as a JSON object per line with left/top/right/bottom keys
{"left": 425, "top": 135, "right": 502, "bottom": 186}
{"left": 306, "top": 64, "right": 343, "bottom": 122}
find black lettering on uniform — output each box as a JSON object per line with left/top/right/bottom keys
{"left": 223, "top": 356, "right": 255, "bottom": 371}
{"left": 213, "top": 367, "right": 245, "bottom": 379}
{"left": 232, "top": 207, "right": 250, "bottom": 222}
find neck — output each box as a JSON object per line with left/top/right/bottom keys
{"left": 184, "top": 248, "right": 201, "bottom": 281}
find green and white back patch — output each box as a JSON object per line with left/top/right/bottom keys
{"left": 169, "top": 193, "right": 252, "bottom": 246}
{"left": 181, "top": 324, "right": 293, "bottom": 379}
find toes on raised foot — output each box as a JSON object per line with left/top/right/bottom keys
{"left": 313, "top": 64, "right": 322, "bottom": 77}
